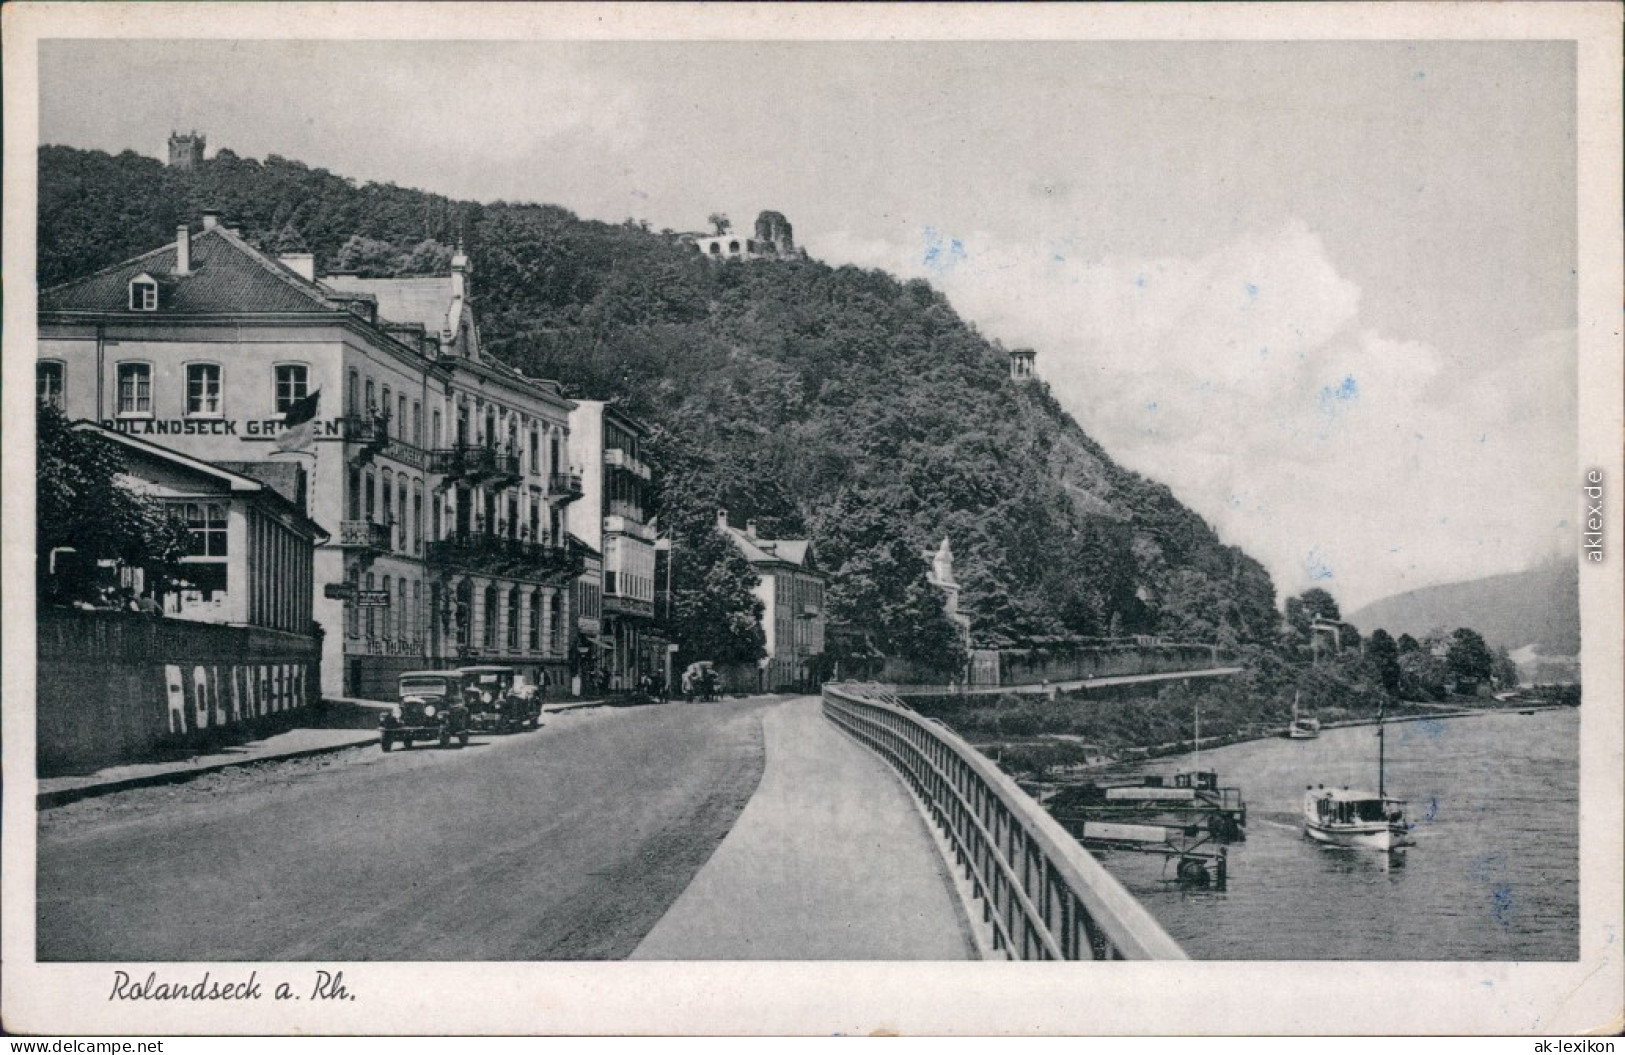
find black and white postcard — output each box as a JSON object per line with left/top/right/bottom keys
{"left": 3, "top": 1, "right": 1620, "bottom": 1037}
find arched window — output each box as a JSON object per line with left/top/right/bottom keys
{"left": 529, "top": 591, "right": 543, "bottom": 650}
{"left": 549, "top": 593, "right": 563, "bottom": 651}
{"left": 507, "top": 589, "right": 521, "bottom": 649}
{"left": 365, "top": 572, "right": 377, "bottom": 638}
{"left": 364, "top": 471, "right": 376, "bottom": 522}
{"left": 398, "top": 578, "right": 408, "bottom": 640}
{"left": 348, "top": 370, "right": 360, "bottom": 414}
{"left": 728, "top": 241, "right": 740, "bottom": 254}
{"left": 347, "top": 467, "right": 362, "bottom": 520}
{"left": 380, "top": 576, "right": 392, "bottom": 639}
{"left": 483, "top": 584, "right": 499, "bottom": 648}
{"left": 380, "top": 469, "right": 394, "bottom": 529}
{"left": 709, "top": 242, "right": 721, "bottom": 256}
{"left": 397, "top": 478, "right": 409, "bottom": 550}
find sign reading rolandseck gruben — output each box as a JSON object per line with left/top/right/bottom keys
{"left": 97, "top": 417, "right": 373, "bottom": 440}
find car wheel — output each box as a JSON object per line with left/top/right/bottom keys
{"left": 380, "top": 734, "right": 392, "bottom": 752}
{"left": 459, "top": 731, "right": 470, "bottom": 746}
{"left": 439, "top": 727, "right": 451, "bottom": 748}
{"left": 401, "top": 736, "right": 412, "bottom": 750}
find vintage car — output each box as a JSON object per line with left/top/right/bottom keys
{"left": 381, "top": 670, "right": 472, "bottom": 750}
{"left": 457, "top": 665, "right": 542, "bottom": 734}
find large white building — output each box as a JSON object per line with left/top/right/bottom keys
{"left": 38, "top": 215, "right": 583, "bottom": 697}
{"left": 566, "top": 400, "right": 660, "bottom": 690}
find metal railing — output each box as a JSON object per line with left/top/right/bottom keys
{"left": 822, "top": 682, "right": 1187, "bottom": 961}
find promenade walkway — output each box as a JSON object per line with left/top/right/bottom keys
{"left": 632, "top": 695, "right": 976, "bottom": 960}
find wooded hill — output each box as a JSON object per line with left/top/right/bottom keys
{"left": 38, "top": 145, "right": 1283, "bottom": 671}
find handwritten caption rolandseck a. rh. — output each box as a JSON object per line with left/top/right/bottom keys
{"left": 108, "top": 969, "right": 355, "bottom": 1003}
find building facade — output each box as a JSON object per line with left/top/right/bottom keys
{"left": 565, "top": 401, "right": 661, "bottom": 690}
{"left": 38, "top": 216, "right": 581, "bottom": 698}
{"left": 716, "top": 510, "right": 826, "bottom": 692}
{"left": 81, "top": 423, "right": 327, "bottom": 632}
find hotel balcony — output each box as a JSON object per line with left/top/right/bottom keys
{"left": 338, "top": 519, "right": 392, "bottom": 553}
{"left": 341, "top": 412, "right": 390, "bottom": 467}
{"left": 603, "top": 514, "right": 656, "bottom": 542}
{"left": 548, "top": 470, "right": 585, "bottom": 503}
{"left": 428, "top": 444, "right": 522, "bottom": 489}
{"left": 602, "top": 447, "right": 652, "bottom": 480}
{"left": 603, "top": 593, "right": 656, "bottom": 620}
{"left": 424, "top": 531, "right": 583, "bottom": 582}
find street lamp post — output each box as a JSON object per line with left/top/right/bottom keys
{"left": 655, "top": 536, "right": 674, "bottom": 692}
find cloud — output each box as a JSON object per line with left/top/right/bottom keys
{"left": 821, "top": 221, "right": 1577, "bottom": 610}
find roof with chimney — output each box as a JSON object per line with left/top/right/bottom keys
{"left": 717, "top": 513, "right": 815, "bottom": 572}
{"left": 39, "top": 224, "right": 347, "bottom": 316}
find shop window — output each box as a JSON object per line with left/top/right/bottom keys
{"left": 178, "top": 501, "right": 228, "bottom": 557}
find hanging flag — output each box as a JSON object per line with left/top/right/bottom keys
{"left": 274, "top": 389, "right": 321, "bottom": 454}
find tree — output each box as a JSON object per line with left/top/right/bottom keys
{"left": 1491, "top": 646, "right": 1520, "bottom": 689}
{"left": 36, "top": 404, "right": 192, "bottom": 604}
{"left": 660, "top": 500, "right": 765, "bottom": 670}
{"left": 707, "top": 212, "right": 731, "bottom": 236}
{"left": 1397, "top": 649, "right": 1449, "bottom": 700}
{"left": 1397, "top": 632, "right": 1421, "bottom": 654}
{"left": 1367, "top": 627, "right": 1402, "bottom": 695}
{"left": 1446, "top": 627, "right": 1493, "bottom": 685}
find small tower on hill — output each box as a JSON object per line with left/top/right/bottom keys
{"left": 1010, "top": 347, "right": 1037, "bottom": 383}
{"left": 167, "top": 131, "right": 206, "bottom": 170}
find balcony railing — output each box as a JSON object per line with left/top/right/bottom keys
{"left": 823, "top": 684, "right": 1187, "bottom": 960}
{"left": 603, "top": 594, "right": 655, "bottom": 620}
{"left": 548, "top": 471, "right": 584, "bottom": 502}
{"left": 337, "top": 519, "right": 392, "bottom": 552}
{"left": 340, "top": 413, "right": 389, "bottom": 448}
{"left": 429, "top": 444, "right": 522, "bottom": 488}
{"left": 603, "top": 447, "right": 652, "bottom": 480}
{"left": 603, "top": 514, "right": 655, "bottom": 541}
{"left": 425, "top": 532, "right": 582, "bottom": 581}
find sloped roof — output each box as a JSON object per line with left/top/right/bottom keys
{"left": 40, "top": 226, "right": 346, "bottom": 315}
{"left": 720, "top": 523, "right": 812, "bottom": 570}
{"left": 321, "top": 275, "right": 456, "bottom": 336}
{"left": 215, "top": 460, "right": 304, "bottom": 507}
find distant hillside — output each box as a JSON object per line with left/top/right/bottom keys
{"left": 38, "top": 144, "right": 1284, "bottom": 663}
{"left": 1347, "top": 558, "right": 1580, "bottom": 656}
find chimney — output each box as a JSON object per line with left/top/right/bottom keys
{"left": 174, "top": 225, "right": 191, "bottom": 275}
{"left": 716, "top": 509, "right": 729, "bottom": 529}
{"left": 201, "top": 211, "right": 219, "bottom": 231}
{"left": 745, "top": 519, "right": 757, "bottom": 539}
{"left": 278, "top": 252, "right": 316, "bottom": 282}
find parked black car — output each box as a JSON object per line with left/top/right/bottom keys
{"left": 381, "top": 670, "right": 472, "bottom": 750}
{"left": 457, "top": 665, "right": 541, "bottom": 734}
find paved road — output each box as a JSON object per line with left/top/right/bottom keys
{"left": 37, "top": 700, "right": 773, "bottom": 961}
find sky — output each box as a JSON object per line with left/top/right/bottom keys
{"left": 38, "top": 39, "right": 1579, "bottom": 612}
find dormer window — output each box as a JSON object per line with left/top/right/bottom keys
{"left": 129, "top": 276, "right": 159, "bottom": 311}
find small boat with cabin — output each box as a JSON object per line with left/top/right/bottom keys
{"left": 1303, "top": 701, "right": 1412, "bottom": 851}
{"left": 1287, "top": 692, "right": 1321, "bottom": 739}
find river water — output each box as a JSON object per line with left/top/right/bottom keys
{"left": 1088, "top": 708, "right": 1579, "bottom": 960}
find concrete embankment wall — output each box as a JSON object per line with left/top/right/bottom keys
{"left": 968, "top": 642, "right": 1223, "bottom": 687}
{"left": 37, "top": 609, "right": 322, "bottom": 774}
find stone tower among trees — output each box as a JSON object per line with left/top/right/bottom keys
{"left": 167, "top": 131, "right": 205, "bottom": 170}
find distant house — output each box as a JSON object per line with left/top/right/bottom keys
{"left": 716, "top": 510, "right": 825, "bottom": 692}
